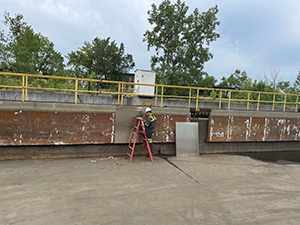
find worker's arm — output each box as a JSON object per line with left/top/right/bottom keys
{"left": 144, "top": 117, "right": 151, "bottom": 126}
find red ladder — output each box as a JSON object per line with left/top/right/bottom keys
{"left": 125, "top": 117, "right": 153, "bottom": 163}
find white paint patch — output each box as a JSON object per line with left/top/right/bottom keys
{"left": 210, "top": 127, "right": 213, "bottom": 142}
{"left": 227, "top": 116, "right": 233, "bottom": 140}
{"left": 262, "top": 118, "right": 270, "bottom": 141}
{"left": 287, "top": 125, "right": 291, "bottom": 136}
{"left": 277, "top": 119, "right": 285, "bottom": 126}
{"left": 245, "top": 117, "right": 252, "bottom": 141}
{"left": 54, "top": 142, "right": 65, "bottom": 145}
{"left": 110, "top": 112, "right": 115, "bottom": 143}
{"left": 278, "top": 119, "right": 286, "bottom": 140}
{"left": 215, "top": 131, "right": 225, "bottom": 138}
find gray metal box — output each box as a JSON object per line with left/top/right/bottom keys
{"left": 176, "top": 122, "right": 199, "bottom": 157}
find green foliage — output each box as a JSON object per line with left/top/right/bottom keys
{"left": 218, "top": 70, "right": 248, "bottom": 89}
{"left": 0, "top": 12, "right": 64, "bottom": 75}
{"left": 143, "top": 0, "right": 220, "bottom": 87}
{"left": 67, "top": 37, "right": 135, "bottom": 81}
{"left": 210, "top": 90, "right": 217, "bottom": 99}
{"left": 292, "top": 71, "right": 300, "bottom": 94}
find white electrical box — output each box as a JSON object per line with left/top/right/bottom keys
{"left": 134, "top": 70, "right": 156, "bottom": 96}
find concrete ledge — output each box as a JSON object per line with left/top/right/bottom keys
{"left": 0, "top": 101, "right": 116, "bottom": 113}
{"left": 0, "top": 143, "right": 175, "bottom": 160}
{"left": 211, "top": 109, "right": 300, "bottom": 119}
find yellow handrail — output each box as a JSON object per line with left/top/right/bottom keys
{"left": 0, "top": 71, "right": 299, "bottom": 112}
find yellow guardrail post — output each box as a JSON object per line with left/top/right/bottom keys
{"left": 74, "top": 79, "right": 78, "bottom": 104}
{"left": 247, "top": 92, "right": 250, "bottom": 110}
{"left": 22, "top": 75, "right": 25, "bottom": 102}
{"left": 25, "top": 75, "right": 28, "bottom": 101}
{"left": 188, "top": 88, "right": 191, "bottom": 108}
{"left": 295, "top": 96, "right": 299, "bottom": 112}
{"left": 160, "top": 86, "right": 164, "bottom": 107}
{"left": 117, "top": 83, "right": 121, "bottom": 105}
{"left": 228, "top": 91, "right": 231, "bottom": 110}
{"left": 257, "top": 93, "right": 261, "bottom": 111}
{"left": 196, "top": 88, "right": 199, "bottom": 110}
{"left": 219, "top": 90, "right": 222, "bottom": 109}
{"left": 121, "top": 83, "right": 124, "bottom": 105}
{"left": 155, "top": 86, "right": 158, "bottom": 106}
{"left": 283, "top": 94, "right": 287, "bottom": 112}
{"left": 272, "top": 94, "right": 276, "bottom": 111}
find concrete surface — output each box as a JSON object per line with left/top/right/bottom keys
{"left": 1, "top": 154, "right": 300, "bottom": 225}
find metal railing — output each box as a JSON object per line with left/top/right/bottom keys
{"left": 0, "top": 72, "right": 299, "bottom": 112}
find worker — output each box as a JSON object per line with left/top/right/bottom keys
{"left": 144, "top": 107, "right": 157, "bottom": 155}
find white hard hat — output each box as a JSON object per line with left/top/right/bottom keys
{"left": 145, "top": 107, "right": 152, "bottom": 113}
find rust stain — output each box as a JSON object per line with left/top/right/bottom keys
{"left": 208, "top": 115, "right": 300, "bottom": 142}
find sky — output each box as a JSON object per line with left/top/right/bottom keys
{"left": 0, "top": 0, "right": 299, "bottom": 84}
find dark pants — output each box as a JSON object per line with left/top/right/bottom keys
{"left": 146, "top": 129, "right": 154, "bottom": 154}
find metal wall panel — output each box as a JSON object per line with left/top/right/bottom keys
{"left": 115, "top": 106, "right": 143, "bottom": 143}
{"left": 176, "top": 122, "right": 199, "bottom": 157}
{"left": 208, "top": 115, "right": 300, "bottom": 142}
{"left": 0, "top": 111, "right": 115, "bottom": 145}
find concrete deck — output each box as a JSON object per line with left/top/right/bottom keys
{"left": 1, "top": 154, "right": 300, "bottom": 225}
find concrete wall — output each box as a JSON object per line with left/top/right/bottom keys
{"left": 0, "top": 143, "right": 175, "bottom": 160}
{"left": 0, "top": 90, "right": 296, "bottom": 112}
{"left": 1, "top": 90, "right": 300, "bottom": 160}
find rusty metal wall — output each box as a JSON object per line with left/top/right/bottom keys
{"left": 0, "top": 102, "right": 190, "bottom": 146}
{"left": 208, "top": 110, "right": 300, "bottom": 142}
{"left": 153, "top": 114, "right": 189, "bottom": 142}
{"left": 0, "top": 111, "right": 115, "bottom": 145}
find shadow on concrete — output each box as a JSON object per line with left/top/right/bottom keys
{"left": 231, "top": 151, "right": 300, "bottom": 165}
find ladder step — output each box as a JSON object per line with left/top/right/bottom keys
{"left": 129, "top": 146, "right": 133, "bottom": 149}
{"left": 127, "top": 153, "right": 131, "bottom": 157}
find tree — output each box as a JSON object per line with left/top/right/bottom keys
{"left": 261, "top": 67, "right": 282, "bottom": 91}
{"left": 143, "top": 0, "right": 220, "bottom": 87}
{"left": 277, "top": 81, "right": 292, "bottom": 93}
{"left": 67, "top": 37, "right": 135, "bottom": 81}
{"left": 293, "top": 71, "right": 300, "bottom": 94}
{"left": 0, "top": 12, "right": 64, "bottom": 75}
{"left": 218, "top": 70, "right": 248, "bottom": 89}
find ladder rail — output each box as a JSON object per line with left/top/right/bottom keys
{"left": 125, "top": 119, "right": 140, "bottom": 161}
{"left": 140, "top": 120, "right": 153, "bottom": 161}
{"left": 125, "top": 118, "right": 153, "bottom": 162}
